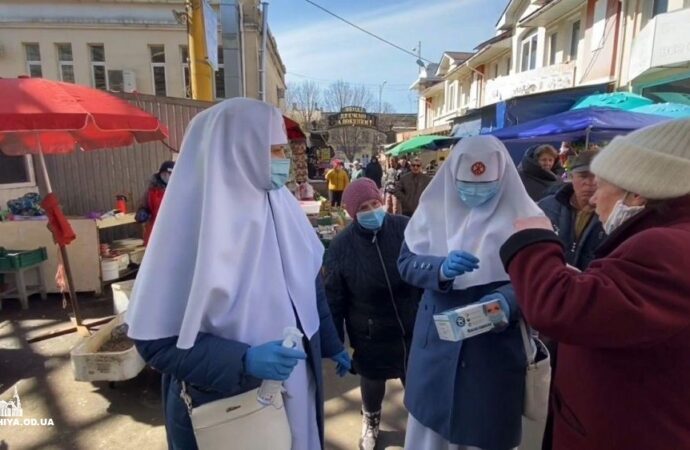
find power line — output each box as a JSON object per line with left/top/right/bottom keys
{"left": 302, "top": 0, "right": 433, "bottom": 64}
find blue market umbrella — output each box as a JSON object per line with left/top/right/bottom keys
{"left": 486, "top": 107, "right": 670, "bottom": 143}
{"left": 632, "top": 103, "right": 690, "bottom": 119}
{"left": 571, "top": 92, "right": 653, "bottom": 111}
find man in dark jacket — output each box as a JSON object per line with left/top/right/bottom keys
{"left": 519, "top": 145, "right": 564, "bottom": 201}
{"left": 536, "top": 150, "right": 605, "bottom": 450}
{"left": 364, "top": 155, "right": 383, "bottom": 188}
{"left": 324, "top": 178, "right": 422, "bottom": 450}
{"left": 394, "top": 157, "right": 431, "bottom": 216}
{"left": 538, "top": 150, "right": 605, "bottom": 271}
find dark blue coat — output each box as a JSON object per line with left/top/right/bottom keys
{"left": 538, "top": 183, "right": 606, "bottom": 271}
{"left": 134, "top": 277, "right": 343, "bottom": 450}
{"left": 324, "top": 214, "right": 422, "bottom": 379}
{"left": 398, "top": 243, "right": 526, "bottom": 450}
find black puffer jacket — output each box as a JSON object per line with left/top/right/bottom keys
{"left": 518, "top": 146, "right": 564, "bottom": 201}
{"left": 323, "top": 214, "right": 422, "bottom": 379}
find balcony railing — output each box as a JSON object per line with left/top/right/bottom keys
{"left": 628, "top": 8, "right": 690, "bottom": 82}
{"left": 484, "top": 61, "right": 576, "bottom": 105}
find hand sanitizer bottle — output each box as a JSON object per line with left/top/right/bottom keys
{"left": 257, "top": 326, "right": 303, "bottom": 406}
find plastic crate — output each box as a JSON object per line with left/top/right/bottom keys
{"left": 70, "top": 313, "right": 145, "bottom": 382}
{"left": 0, "top": 247, "right": 48, "bottom": 271}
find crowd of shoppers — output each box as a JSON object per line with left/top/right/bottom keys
{"left": 126, "top": 96, "right": 690, "bottom": 450}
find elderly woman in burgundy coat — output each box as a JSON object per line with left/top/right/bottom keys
{"left": 500, "top": 119, "right": 690, "bottom": 450}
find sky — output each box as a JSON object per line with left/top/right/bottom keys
{"left": 268, "top": 0, "right": 510, "bottom": 113}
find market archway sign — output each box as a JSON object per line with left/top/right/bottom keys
{"left": 327, "top": 106, "right": 378, "bottom": 129}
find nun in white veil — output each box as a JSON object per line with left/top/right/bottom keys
{"left": 126, "top": 98, "right": 349, "bottom": 450}
{"left": 397, "top": 135, "right": 544, "bottom": 450}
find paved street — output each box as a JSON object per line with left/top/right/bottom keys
{"left": 0, "top": 295, "right": 407, "bottom": 450}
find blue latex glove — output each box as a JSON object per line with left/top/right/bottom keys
{"left": 478, "top": 293, "right": 511, "bottom": 331}
{"left": 244, "top": 340, "right": 307, "bottom": 381}
{"left": 441, "top": 250, "right": 480, "bottom": 279}
{"left": 330, "top": 350, "right": 351, "bottom": 377}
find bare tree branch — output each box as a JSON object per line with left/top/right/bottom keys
{"left": 284, "top": 81, "right": 322, "bottom": 131}
{"left": 323, "top": 80, "right": 375, "bottom": 112}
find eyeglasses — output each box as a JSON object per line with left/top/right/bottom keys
{"left": 411, "top": 164, "right": 421, "bottom": 167}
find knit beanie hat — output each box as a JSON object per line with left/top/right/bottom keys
{"left": 342, "top": 178, "right": 382, "bottom": 219}
{"left": 591, "top": 119, "right": 690, "bottom": 199}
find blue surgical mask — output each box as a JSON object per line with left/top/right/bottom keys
{"left": 456, "top": 181, "right": 500, "bottom": 208}
{"left": 356, "top": 207, "right": 386, "bottom": 230}
{"left": 270, "top": 159, "right": 291, "bottom": 190}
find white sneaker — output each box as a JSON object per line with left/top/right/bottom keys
{"left": 359, "top": 410, "right": 381, "bottom": 450}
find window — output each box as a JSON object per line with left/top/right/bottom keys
{"left": 56, "top": 43, "right": 75, "bottom": 83}
{"left": 591, "top": 0, "right": 607, "bottom": 51}
{"left": 505, "top": 56, "right": 511, "bottom": 76}
{"left": 493, "top": 63, "right": 499, "bottom": 78}
{"left": 652, "top": 0, "right": 668, "bottom": 17}
{"left": 0, "top": 155, "right": 35, "bottom": 188}
{"left": 150, "top": 45, "right": 167, "bottom": 96}
{"left": 570, "top": 21, "right": 581, "bottom": 61}
{"left": 181, "top": 46, "right": 191, "bottom": 98}
{"left": 520, "top": 34, "right": 538, "bottom": 72}
{"left": 447, "top": 83, "right": 456, "bottom": 111}
{"left": 548, "top": 33, "right": 558, "bottom": 66}
{"left": 215, "top": 47, "right": 225, "bottom": 99}
{"left": 89, "top": 44, "right": 107, "bottom": 90}
{"left": 24, "top": 43, "right": 42, "bottom": 77}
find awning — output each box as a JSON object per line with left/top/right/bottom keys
{"left": 474, "top": 30, "right": 514, "bottom": 51}
{"left": 486, "top": 107, "right": 671, "bottom": 143}
{"left": 519, "top": 0, "right": 585, "bottom": 27}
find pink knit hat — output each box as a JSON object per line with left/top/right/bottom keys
{"left": 342, "top": 178, "right": 382, "bottom": 219}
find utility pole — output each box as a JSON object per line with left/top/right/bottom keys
{"left": 378, "top": 80, "right": 387, "bottom": 113}
{"left": 187, "top": 0, "right": 214, "bottom": 101}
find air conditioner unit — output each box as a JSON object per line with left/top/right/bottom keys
{"left": 107, "top": 69, "right": 137, "bottom": 93}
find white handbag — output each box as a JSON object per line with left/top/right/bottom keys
{"left": 180, "top": 383, "right": 292, "bottom": 450}
{"left": 519, "top": 319, "right": 552, "bottom": 421}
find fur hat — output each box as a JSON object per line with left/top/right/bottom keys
{"left": 591, "top": 119, "right": 690, "bottom": 199}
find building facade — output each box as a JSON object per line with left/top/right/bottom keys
{"left": 618, "top": 0, "right": 690, "bottom": 102}
{"left": 411, "top": 0, "right": 690, "bottom": 135}
{"left": 0, "top": 0, "right": 287, "bottom": 205}
{"left": 0, "top": 0, "right": 287, "bottom": 105}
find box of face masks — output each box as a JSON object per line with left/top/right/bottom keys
{"left": 433, "top": 300, "right": 507, "bottom": 342}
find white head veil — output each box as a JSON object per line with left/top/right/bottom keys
{"left": 404, "top": 135, "right": 543, "bottom": 290}
{"left": 126, "top": 98, "right": 324, "bottom": 349}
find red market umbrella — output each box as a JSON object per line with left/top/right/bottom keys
{"left": 0, "top": 77, "right": 169, "bottom": 332}
{"left": 284, "top": 116, "right": 306, "bottom": 141}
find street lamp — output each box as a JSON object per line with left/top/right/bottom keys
{"left": 378, "top": 80, "right": 387, "bottom": 113}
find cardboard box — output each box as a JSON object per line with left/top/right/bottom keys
{"left": 433, "top": 300, "right": 507, "bottom": 342}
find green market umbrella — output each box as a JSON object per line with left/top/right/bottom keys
{"left": 632, "top": 103, "right": 690, "bottom": 119}
{"left": 386, "top": 135, "right": 459, "bottom": 156}
{"left": 571, "top": 92, "right": 653, "bottom": 111}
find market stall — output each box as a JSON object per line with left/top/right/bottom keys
{"left": 486, "top": 106, "right": 673, "bottom": 163}
{"left": 0, "top": 77, "right": 168, "bottom": 328}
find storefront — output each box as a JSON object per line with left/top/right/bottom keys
{"left": 627, "top": 7, "right": 690, "bottom": 104}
